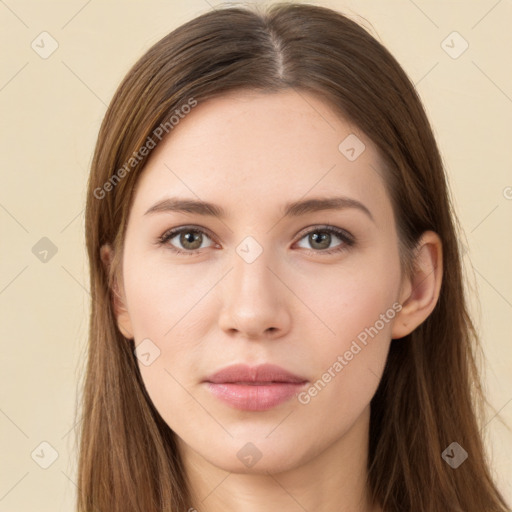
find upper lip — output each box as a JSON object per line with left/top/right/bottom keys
{"left": 204, "top": 364, "right": 308, "bottom": 384}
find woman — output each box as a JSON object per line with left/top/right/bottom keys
{"left": 78, "top": 2, "right": 510, "bottom": 511}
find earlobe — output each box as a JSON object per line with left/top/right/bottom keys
{"left": 391, "top": 231, "right": 443, "bottom": 340}
{"left": 99, "top": 243, "right": 134, "bottom": 340}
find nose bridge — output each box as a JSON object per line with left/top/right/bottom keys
{"left": 217, "top": 235, "right": 291, "bottom": 338}
{"left": 233, "top": 237, "right": 276, "bottom": 299}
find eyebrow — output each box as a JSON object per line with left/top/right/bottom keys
{"left": 144, "top": 195, "right": 375, "bottom": 223}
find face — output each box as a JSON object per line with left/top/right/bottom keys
{"left": 110, "top": 89, "right": 409, "bottom": 474}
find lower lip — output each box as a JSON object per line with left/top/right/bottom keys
{"left": 205, "top": 382, "right": 307, "bottom": 411}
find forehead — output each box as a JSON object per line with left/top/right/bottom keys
{"left": 130, "top": 89, "right": 392, "bottom": 224}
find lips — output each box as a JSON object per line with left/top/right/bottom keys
{"left": 204, "top": 363, "right": 308, "bottom": 385}
{"left": 203, "top": 363, "right": 308, "bottom": 411}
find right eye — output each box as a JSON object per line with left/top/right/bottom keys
{"left": 158, "top": 226, "right": 217, "bottom": 256}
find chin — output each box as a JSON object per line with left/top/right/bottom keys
{"left": 208, "top": 448, "right": 303, "bottom": 475}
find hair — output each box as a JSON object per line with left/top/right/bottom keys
{"left": 77, "top": 2, "right": 510, "bottom": 511}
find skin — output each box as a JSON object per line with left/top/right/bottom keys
{"left": 101, "top": 89, "right": 442, "bottom": 512}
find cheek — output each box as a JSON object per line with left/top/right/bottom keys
{"left": 123, "top": 259, "right": 206, "bottom": 424}
{"left": 291, "top": 249, "right": 401, "bottom": 344}
{"left": 121, "top": 252, "right": 214, "bottom": 400}
{"left": 292, "top": 250, "right": 400, "bottom": 409}
{"left": 122, "top": 251, "right": 209, "bottom": 342}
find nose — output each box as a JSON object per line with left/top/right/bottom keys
{"left": 217, "top": 247, "right": 292, "bottom": 340}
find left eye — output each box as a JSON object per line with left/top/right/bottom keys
{"left": 295, "top": 226, "right": 354, "bottom": 254}
{"left": 158, "top": 225, "right": 354, "bottom": 256}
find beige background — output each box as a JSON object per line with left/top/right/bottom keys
{"left": 1, "top": 0, "right": 511, "bottom": 510}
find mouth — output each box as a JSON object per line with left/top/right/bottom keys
{"left": 203, "top": 363, "right": 308, "bottom": 411}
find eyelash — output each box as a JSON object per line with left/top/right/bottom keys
{"left": 157, "top": 224, "right": 355, "bottom": 257}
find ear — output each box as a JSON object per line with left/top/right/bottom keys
{"left": 100, "top": 243, "right": 134, "bottom": 340}
{"left": 391, "top": 231, "right": 443, "bottom": 340}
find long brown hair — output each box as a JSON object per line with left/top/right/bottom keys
{"left": 78, "top": 2, "right": 510, "bottom": 510}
